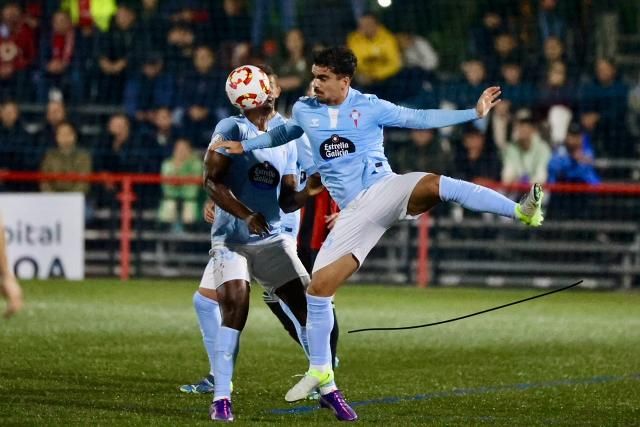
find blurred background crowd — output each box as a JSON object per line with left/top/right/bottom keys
{"left": 0, "top": 0, "right": 639, "bottom": 229}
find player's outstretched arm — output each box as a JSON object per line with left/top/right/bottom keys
{"left": 279, "top": 173, "right": 324, "bottom": 213}
{"left": 209, "top": 122, "right": 304, "bottom": 154}
{"left": 376, "top": 86, "right": 502, "bottom": 129}
{"left": 0, "top": 214, "right": 23, "bottom": 319}
{"left": 203, "top": 149, "right": 269, "bottom": 235}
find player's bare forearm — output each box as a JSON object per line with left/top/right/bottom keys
{"left": 203, "top": 150, "right": 253, "bottom": 221}
{"left": 279, "top": 173, "right": 323, "bottom": 213}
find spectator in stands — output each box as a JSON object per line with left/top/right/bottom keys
{"left": 142, "top": 107, "right": 179, "bottom": 172}
{"left": 40, "top": 121, "right": 91, "bottom": 194}
{"left": 502, "top": 115, "right": 551, "bottom": 184}
{"left": 95, "top": 113, "right": 141, "bottom": 174}
{"left": 442, "top": 59, "right": 488, "bottom": 110}
{"left": 251, "top": 0, "right": 296, "bottom": 50}
{"left": 124, "top": 52, "right": 174, "bottom": 124}
{"left": 537, "top": 0, "right": 566, "bottom": 44}
{"left": 37, "top": 99, "right": 67, "bottom": 148}
{"left": 97, "top": 4, "right": 144, "bottom": 104}
{"left": 165, "top": 23, "right": 196, "bottom": 74}
{"left": 468, "top": 8, "right": 506, "bottom": 60}
{"left": 347, "top": 13, "right": 402, "bottom": 100}
{"left": 0, "top": 101, "right": 32, "bottom": 190}
{"left": 35, "top": 11, "right": 83, "bottom": 103}
{"left": 61, "top": 0, "right": 116, "bottom": 32}
{"left": 579, "top": 58, "right": 631, "bottom": 157}
{"left": 157, "top": 138, "right": 202, "bottom": 231}
{"left": 536, "top": 61, "right": 576, "bottom": 118}
{"left": 177, "top": 45, "right": 226, "bottom": 149}
{"left": 537, "top": 36, "right": 577, "bottom": 82}
{"left": 162, "top": 0, "right": 214, "bottom": 45}
{"left": 396, "top": 31, "right": 439, "bottom": 97}
{"left": 212, "top": 0, "right": 251, "bottom": 69}
{"left": 0, "top": 2, "right": 37, "bottom": 101}
{"left": 138, "top": 0, "right": 167, "bottom": 50}
{"left": 547, "top": 122, "right": 600, "bottom": 184}
{"left": 300, "top": 0, "right": 356, "bottom": 49}
{"left": 275, "top": 28, "right": 311, "bottom": 114}
{"left": 547, "top": 121, "right": 599, "bottom": 219}
{"left": 486, "top": 95, "right": 513, "bottom": 153}
{"left": 454, "top": 124, "right": 501, "bottom": 182}
{"left": 500, "top": 62, "right": 535, "bottom": 112}
{"left": 396, "top": 31, "right": 439, "bottom": 74}
{"left": 486, "top": 32, "right": 522, "bottom": 80}
{"left": 389, "top": 129, "right": 454, "bottom": 176}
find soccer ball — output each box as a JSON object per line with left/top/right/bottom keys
{"left": 225, "top": 65, "right": 271, "bottom": 110}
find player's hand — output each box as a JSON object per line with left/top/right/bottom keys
{"left": 476, "top": 86, "right": 502, "bottom": 118}
{"left": 305, "top": 174, "right": 324, "bottom": 197}
{"left": 209, "top": 140, "right": 244, "bottom": 155}
{"left": 244, "top": 212, "right": 270, "bottom": 235}
{"left": 325, "top": 213, "right": 340, "bottom": 230}
{"left": 2, "top": 275, "right": 23, "bottom": 319}
{"left": 203, "top": 201, "right": 215, "bottom": 224}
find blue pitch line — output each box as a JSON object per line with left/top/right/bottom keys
{"left": 270, "top": 373, "right": 640, "bottom": 415}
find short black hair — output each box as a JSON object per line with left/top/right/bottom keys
{"left": 257, "top": 64, "right": 275, "bottom": 77}
{"left": 313, "top": 46, "right": 357, "bottom": 78}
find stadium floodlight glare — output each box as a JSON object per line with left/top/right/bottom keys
{"left": 378, "top": 0, "right": 392, "bottom": 8}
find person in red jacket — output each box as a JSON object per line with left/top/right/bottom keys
{"left": 0, "top": 2, "right": 37, "bottom": 100}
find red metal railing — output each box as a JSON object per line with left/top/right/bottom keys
{"left": 2, "top": 171, "right": 640, "bottom": 284}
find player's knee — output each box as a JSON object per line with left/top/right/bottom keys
{"left": 197, "top": 287, "right": 219, "bottom": 301}
{"left": 307, "top": 276, "right": 335, "bottom": 297}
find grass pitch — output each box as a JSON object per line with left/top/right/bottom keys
{"left": 1, "top": 280, "right": 639, "bottom": 426}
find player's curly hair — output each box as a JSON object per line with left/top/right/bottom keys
{"left": 313, "top": 46, "right": 357, "bottom": 78}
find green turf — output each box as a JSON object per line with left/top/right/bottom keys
{"left": 1, "top": 280, "right": 639, "bottom": 426}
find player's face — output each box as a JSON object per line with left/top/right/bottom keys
{"left": 251, "top": 74, "right": 279, "bottom": 113}
{"left": 311, "top": 65, "right": 350, "bottom": 105}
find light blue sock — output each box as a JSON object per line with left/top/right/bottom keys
{"left": 439, "top": 175, "right": 515, "bottom": 218}
{"left": 193, "top": 291, "right": 221, "bottom": 376}
{"left": 213, "top": 326, "right": 240, "bottom": 400}
{"left": 278, "top": 299, "right": 310, "bottom": 359}
{"left": 306, "top": 293, "right": 334, "bottom": 370}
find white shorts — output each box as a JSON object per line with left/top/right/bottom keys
{"left": 199, "top": 235, "right": 309, "bottom": 292}
{"left": 313, "top": 172, "right": 427, "bottom": 273}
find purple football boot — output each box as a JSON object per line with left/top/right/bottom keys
{"left": 319, "top": 390, "right": 358, "bottom": 421}
{"left": 209, "top": 398, "right": 234, "bottom": 422}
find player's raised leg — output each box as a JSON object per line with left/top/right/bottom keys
{"left": 407, "top": 174, "right": 544, "bottom": 226}
{"left": 209, "top": 278, "right": 250, "bottom": 422}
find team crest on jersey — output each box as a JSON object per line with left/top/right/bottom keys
{"left": 350, "top": 109, "right": 360, "bottom": 128}
{"left": 320, "top": 134, "right": 356, "bottom": 160}
{"left": 248, "top": 161, "right": 280, "bottom": 189}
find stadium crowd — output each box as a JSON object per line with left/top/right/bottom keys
{"left": 0, "top": 0, "right": 638, "bottom": 228}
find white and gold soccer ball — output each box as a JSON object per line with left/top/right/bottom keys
{"left": 225, "top": 65, "right": 271, "bottom": 110}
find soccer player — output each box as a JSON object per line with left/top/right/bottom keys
{"left": 200, "top": 65, "right": 324, "bottom": 422}
{"left": 0, "top": 213, "right": 23, "bottom": 318}
{"left": 210, "top": 47, "right": 544, "bottom": 421}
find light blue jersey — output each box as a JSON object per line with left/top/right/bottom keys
{"left": 280, "top": 133, "right": 315, "bottom": 239}
{"left": 210, "top": 113, "right": 297, "bottom": 245}
{"left": 242, "top": 88, "right": 478, "bottom": 209}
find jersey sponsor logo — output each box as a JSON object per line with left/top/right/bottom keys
{"left": 248, "top": 161, "right": 280, "bottom": 189}
{"left": 319, "top": 134, "right": 356, "bottom": 160}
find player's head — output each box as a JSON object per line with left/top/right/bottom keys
{"left": 255, "top": 64, "right": 281, "bottom": 112}
{"left": 311, "top": 46, "right": 357, "bottom": 104}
